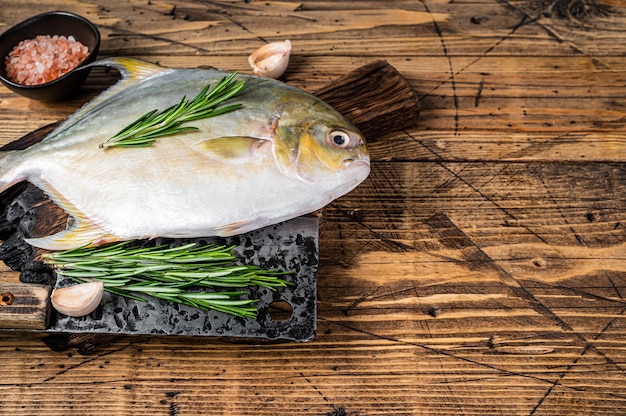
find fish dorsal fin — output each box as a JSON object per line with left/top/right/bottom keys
{"left": 45, "top": 58, "right": 171, "bottom": 140}
{"left": 194, "top": 137, "right": 272, "bottom": 161}
{"left": 88, "top": 57, "right": 168, "bottom": 82}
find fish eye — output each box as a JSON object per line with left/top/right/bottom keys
{"left": 328, "top": 130, "right": 351, "bottom": 148}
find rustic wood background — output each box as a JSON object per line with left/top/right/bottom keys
{"left": 1, "top": 0, "right": 625, "bottom": 415}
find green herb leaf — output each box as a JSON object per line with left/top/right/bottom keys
{"left": 44, "top": 241, "right": 292, "bottom": 319}
{"left": 100, "top": 72, "right": 246, "bottom": 149}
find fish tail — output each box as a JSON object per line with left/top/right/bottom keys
{"left": 0, "top": 150, "right": 23, "bottom": 194}
{"left": 0, "top": 150, "right": 120, "bottom": 250}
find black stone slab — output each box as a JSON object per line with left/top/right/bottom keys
{"left": 46, "top": 216, "right": 318, "bottom": 341}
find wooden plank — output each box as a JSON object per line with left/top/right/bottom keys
{"left": 0, "top": 0, "right": 625, "bottom": 415}
{"left": 0, "top": 253, "right": 51, "bottom": 333}
{"left": 0, "top": 281, "right": 50, "bottom": 330}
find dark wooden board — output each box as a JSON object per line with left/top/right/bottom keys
{"left": 0, "top": 60, "right": 420, "bottom": 343}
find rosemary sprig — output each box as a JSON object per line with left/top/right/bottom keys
{"left": 100, "top": 72, "right": 246, "bottom": 149}
{"left": 44, "top": 241, "right": 292, "bottom": 319}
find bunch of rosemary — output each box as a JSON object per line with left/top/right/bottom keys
{"left": 101, "top": 72, "right": 246, "bottom": 148}
{"left": 44, "top": 241, "right": 291, "bottom": 318}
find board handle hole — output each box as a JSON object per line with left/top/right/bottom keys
{"left": 0, "top": 292, "right": 15, "bottom": 306}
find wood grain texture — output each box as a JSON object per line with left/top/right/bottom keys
{"left": 0, "top": 281, "right": 50, "bottom": 329}
{"left": 1, "top": 0, "right": 626, "bottom": 415}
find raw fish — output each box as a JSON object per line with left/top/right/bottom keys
{"left": 0, "top": 58, "right": 370, "bottom": 250}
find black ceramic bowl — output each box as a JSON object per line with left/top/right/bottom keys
{"left": 0, "top": 11, "right": 100, "bottom": 101}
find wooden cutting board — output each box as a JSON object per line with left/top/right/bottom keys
{"left": 0, "top": 61, "right": 420, "bottom": 340}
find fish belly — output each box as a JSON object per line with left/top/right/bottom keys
{"left": 25, "top": 139, "right": 323, "bottom": 247}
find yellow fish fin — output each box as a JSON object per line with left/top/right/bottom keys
{"left": 214, "top": 219, "right": 259, "bottom": 237}
{"left": 45, "top": 58, "right": 170, "bottom": 141}
{"left": 24, "top": 224, "right": 120, "bottom": 251}
{"left": 88, "top": 57, "right": 168, "bottom": 82}
{"left": 194, "top": 137, "right": 271, "bottom": 160}
{"left": 24, "top": 182, "right": 120, "bottom": 250}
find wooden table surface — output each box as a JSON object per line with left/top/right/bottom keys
{"left": 2, "top": 1, "right": 626, "bottom": 415}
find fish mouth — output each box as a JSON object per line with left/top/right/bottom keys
{"left": 330, "top": 158, "right": 370, "bottom": 196}
{"left": 343, "top": 158, "right": 371, "bottom": 177}
{"left": 342, "top": 159, "right": 370, "bottom": 169}
{"left": 341, "top": 158, "right": 371, "bottom": 185}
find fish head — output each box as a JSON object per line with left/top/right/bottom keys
{"left": 272, "top": 100, "right": 370, "bottom": 195}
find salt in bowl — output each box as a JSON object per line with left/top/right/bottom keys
{"left": 0, "top": 11, "right": 100, "bottom": 101}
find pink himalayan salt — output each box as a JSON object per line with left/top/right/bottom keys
{"left": 4, "top": 35, "right": 89, "bottom": 86}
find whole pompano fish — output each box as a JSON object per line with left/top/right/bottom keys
{"left": 0, "top": 58, "right": 370, "bottom": 250}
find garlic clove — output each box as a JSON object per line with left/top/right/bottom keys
{"left": 50, "top": 281, "right": 104, "bottom": 317}
{"left": 248, "top": 40, "right": 291, "bottom": 79}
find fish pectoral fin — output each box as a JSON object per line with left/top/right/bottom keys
{"left": 194, "top": 137, "right": 271, "bottom": 161}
